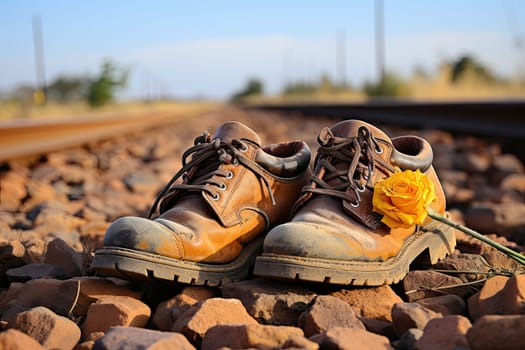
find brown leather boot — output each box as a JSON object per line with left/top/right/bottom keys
{"left": 254, "top": 119, "right": 456, "bottom": 286}
{"left": 92, "top": 121, "right": 312, "bottom": 286}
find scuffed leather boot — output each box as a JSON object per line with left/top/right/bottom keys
{"left": 92, "top": 121, "right": 312, "bottom": 286}
{"left": 254, "top": 119, "right": 456, "bottom": 286}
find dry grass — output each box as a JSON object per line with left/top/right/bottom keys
{"left": 0, "top": 100, "right": 221, "bottom": 121}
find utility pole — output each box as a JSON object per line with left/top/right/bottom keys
{"left": 32, "top": 15, "right": 47, "bottom": 104}
{"left": 336, "top": 29, "right": 347, "bottom": 87}
{"left": 375, "top": 0, "right": 385, "bottom": 94}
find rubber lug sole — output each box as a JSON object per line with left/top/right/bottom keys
{"left": 91, "top": 236, "right": 264, "bottom": 287}
{"left": 254, "top": 219, "right": 456, "bottom": 286}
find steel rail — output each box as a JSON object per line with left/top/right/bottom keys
{"left": 0, "top": 111, "right": 178, "bottom": 162}
{"left": 245, "top": 99, "right": 525, "bottom": 138}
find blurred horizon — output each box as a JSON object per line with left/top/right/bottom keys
{"left": 1, "top": 0, "right": 525, "bottom": 102}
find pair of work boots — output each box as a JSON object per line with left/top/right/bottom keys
{"left": 92, "top": 119, "right": 456, "bottom": 287}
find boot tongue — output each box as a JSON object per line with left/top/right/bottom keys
{"left": 213, "top": 121, "right": 261, "bottom": 146}
{"left": 330, "top": 119, "right": 391, "bottom": 142}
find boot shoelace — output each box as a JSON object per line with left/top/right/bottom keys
{"left": 302, "top": 126, "right": 389, "bottom": 207}
{"left": 148, "top": 131, "right": 276, "bottom": 218}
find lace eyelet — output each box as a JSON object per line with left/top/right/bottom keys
{"left": 226, "top": 171, "right": 234, "bottom": 179}
{"left": 375, "top": 145, "right": 383, "bottom": 154}
{"left": 357, "top": 184, "right": 366, "bottom": 192}
{"left": 350, "top": 200, "right": 360, "bottom": 208}
{"left": 211, "top": 193, "right": 220, "bottom": 201}
{"left": 239, "top": 144, "right": 248, "bottom": 153}
{"left": 232, "top": 159, "right": 239, "bottom": 166}
{"left": 218, "top": 183, "right": 227, "bottom": 191}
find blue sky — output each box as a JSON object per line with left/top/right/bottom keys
{"left": 1, "top": 0, "right": 524, "bottom": 99}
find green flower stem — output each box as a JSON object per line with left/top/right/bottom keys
{"left": 427, "top": 208, "right": 525, "bottom": 266}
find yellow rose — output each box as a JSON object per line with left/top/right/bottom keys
{"left": 372, "top": 169, "right": 436, "bottom": 229}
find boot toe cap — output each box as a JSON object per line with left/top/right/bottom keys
{"left": 104, "top": 216, "right": 184, "bottom": 258}
{"left": 263, "top": 221, "right": 362, "bottom": 260}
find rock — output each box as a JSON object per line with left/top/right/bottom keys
{"left": 45, "top": 238, "right": 84, "bottom": 277}
{"left": 75, "top": 332, "right": 104, "bottom": 350}
{"left": 201, "top": 324, "right": 304, "bottom": 350}
{"left": 123, "top": 171, "right": 160, "bottom": 194}
{"left": 442, "top": 181, "right": 475, "bottom": 204}
{"left": 172, "top": 297, "right": 258, "bottom": 346}
{"left": 282, "top": 335, "right": 320, "bottom": 350}
{"left": 30, "top": 202, "right": 85, "bottom": 240}
{"left": 464, "top": 202, "right": 525, "bottom": 242}
{"left": 152, "top": 286, "right": 216, "bottom": 331}
{"left": 82, "top": 295, "right": 151, "bottom": 338}
{"left": 14, "top": 278, "right": 80, "bottom": 316}
{"left": 0, "top": 171, "right": 27, "bottom": 211}
{"left": 93, "top": 326, "right": 195, "bottom": 350}
{"left": 391, "top": 302, "right": 442, "bottom": 337}
{"left": 401, "top": 270, "right": 473, "bottom": 301}
{"left": 467, "top": 314, "right": 525, "bottom": 350}
{"left": 491, "top": 154, "right": 524, "bottom": 179}
{"left": 69, "top": 277, "right": 143, "bottom": 317}
{"left": 432, "top": 253, "right": 492, "bottom": 282}
{"left": 453, "top": 233, "right": 524, "bottom": 272}
{"left": 221, "top": 279, "right": 316, "bottom": 325}
{"left": 6, "top": 263, "right": 66, "bottom": 281}
{"left": 415, "top": 294, "right": 467, "bottom": 316}
{"left": 310, "top": 327, "right": 394, "bottom": 350}
{"left": 0, "top": 240, "right": 27, "bottom": 286}
{"left": 359, "top": 317, "right": 397, "bottom": 341}
{"left": 298, "top": 295, "right": 365, "bottom": 337}
{"left": 74, "top": 207, "right": 107, "bottom": 222}
{"left": 0, "top": 282, "right": 24, "bottom": 309}
{"left": 501, "top": 173, "right": 525, "bottom": 194}
{"left": 21, "top": 237, "right": 46, "bottom": 263}
{"left": 468, "top": 274, "right": 525, "bottom": 320}
{"left": 12, "top": 306, "right": 81, "bottom": 350}
{"left": 330, "top": 285, "right": 403, "bottom": 321}
{"left": 456, "top": 152, "right": 491, "bottom": 173}
{"left": 392, "top": 328, "right": 424, "bottom": 350}
{"left": 413, "top": 315, "right": 471, "bottom": 350}
{"left": 0, "top": 328, "right": 45, "bottom": 350}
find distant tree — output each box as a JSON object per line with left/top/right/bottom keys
{"left": 450, "top": 55, "right": 496, "bottom": 84}
{"left": 47, "top": 76, "right": 90, "bottom": 103}
{"left": 86, "top": 60, "right": 129, "bottom": 107}
{"left": 230, "top": 78, "right": 264, "bottom": 102}
{"left": 282, "top": 81, "right": 317, "bottom": 95}
{"left": 363, "top": 71, "right": 410, "bottom": 97}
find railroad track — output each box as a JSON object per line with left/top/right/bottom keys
{"left": 245, "top": 99, "right": 525, "bottom": 138}
{"left": 1, "top": 100, "right": 524, "bottom": 163}
{"left": 0, "top": 111, "right": 184, "bottom": 162}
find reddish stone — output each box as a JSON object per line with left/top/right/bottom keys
{"left": 402, "top": 270, "right": 471, "bottom": 301}
{"left": 13, "top": 306, "right": 81, "bottom": 350}
{"left": 330, "top": 285, "right": 403, "bottom": 322}
{"left": 93, "top": 326, "right": 196, "bottom": 350}
{"left": 82, "top": 295, "right": 151, "bottom": 338}
{"left": 391, "top": 302, "right": 442, "bottom": 337}
{"left": 0, "top": 328, "right": 45, "bottom": 350}
{"left": 44, "top": 238, "right": 84, "bottom": 277}
{"left": 298, "top": 295, "right": 365, "bottom": 337}
{"left": 201, "top": 324, "right": 304, "bottom": 350}
{"left": 468, "top": 275, "right": 525, "bottom": 320}
{"left": 152, "top": 286, "right": 216, "bottom": 331}
{"left": 172, "top": 297, "right": 258, "bottom": 346}
{"left": 415, "top": 295, "right": 467, "bottom": 316}
{"left": 221, "top": 279, "right": 316, "bottom": 325}
{"left": 311, "top": 327, "right": 393, "bottom": 350}
{"left": 467, "top": 315, "right": 525, "bottom": 350}
{"left": 413, "top": 315, "right": 471, "bottom": 350}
